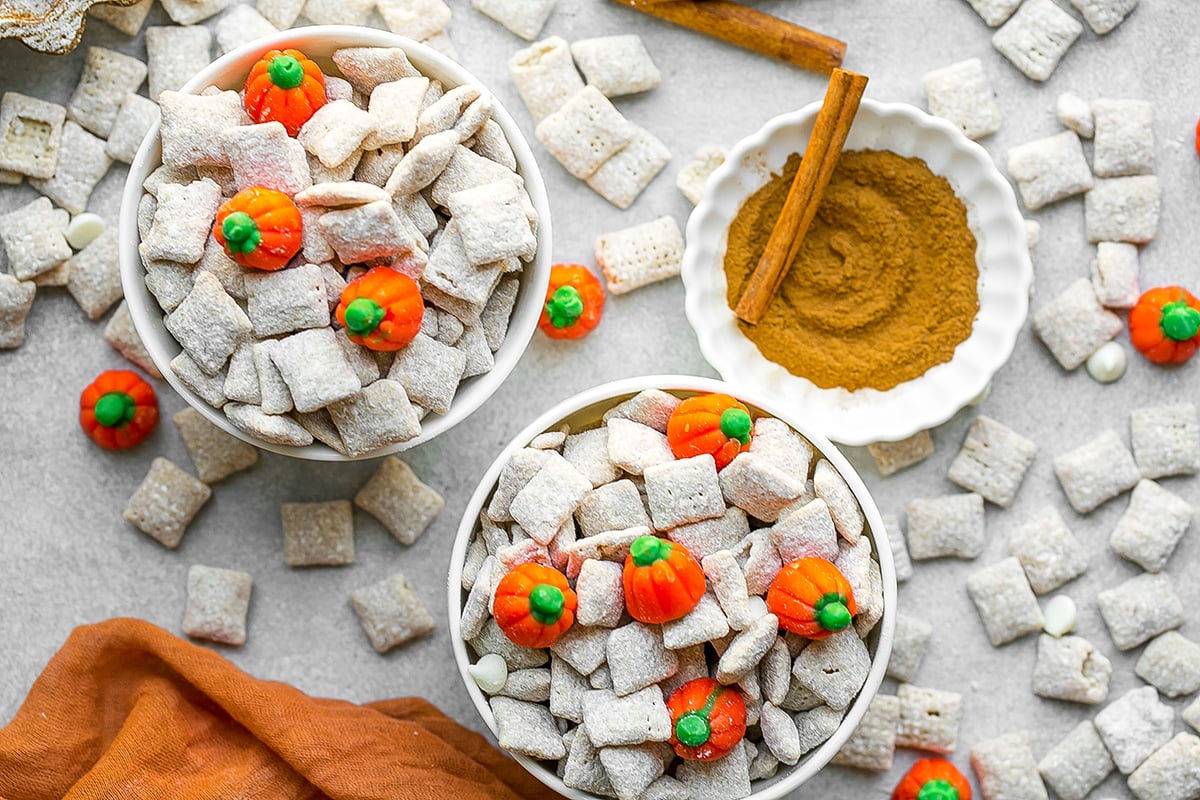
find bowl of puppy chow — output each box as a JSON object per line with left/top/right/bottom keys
{"left": 448, "top": 375, "right": 897, "bottom": 800}
{"left": 118, "top": 26, "right": 552, "bottom": 460}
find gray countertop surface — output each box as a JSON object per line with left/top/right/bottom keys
{"left": 2, "top": 1, "right": 1198, "bottom": 797}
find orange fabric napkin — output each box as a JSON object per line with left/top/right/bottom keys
{"left": 0, "top": 618, "right": 564, "bottom": 800}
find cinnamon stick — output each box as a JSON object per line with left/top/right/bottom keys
{"left": 608, "top": 0, "right": 845, "bottom": 75}
{"left": 734, "top": 68, "right": 869, "bottom": 325}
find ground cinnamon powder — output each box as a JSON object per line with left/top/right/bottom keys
{"left": 724, "top": 150, "right": 979, "bottom": 391}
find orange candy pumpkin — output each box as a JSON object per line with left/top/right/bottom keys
{"left": 666, "top": 393, "right": 753, "bottom": 470}
{"left": 335, "top": 267, "right": 424, "bottom": 352}
{"left": 243, "top": 49, "right": 327, "bottom": 136}
{"left": 538, "top": 263, "right": 605, "bottom": 340}
{"left": 892, "top": 758, "right": 972, "bottom": 800}
{"left": 213, "top": 186, "right": 302, "bottom": 271}
{"left": 79, "top": 370, "right": 158, "bottom": 450}
{"left": 766, "top": 557, "right": 857, "bottom": 639}
{"left": 492, "top": 563, "right": 577, "bottom": 648}
{"left": 1128, "top": 286, "right": 1200, "bottom": 365}
{"left": 667, "top": 678, "right": 747, "bottom": 761}
{"left": 622, "top": 535, "right": 706, "bottom": 624}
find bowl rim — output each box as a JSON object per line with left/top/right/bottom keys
{"left": 681, "top": 98, "right": 1032, "bottom": 446}
{"left": 118, "top": 25, "right": 553, "bottom": 462}
{"left": 446, "top": 374, "right": 897, "bottom": 800}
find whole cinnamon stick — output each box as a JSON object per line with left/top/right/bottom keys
{"left": 734, "top": 68, "right": 869, "bottom": 325}
{"left": 609, "top": 0, "right": 845, "bottom": 75}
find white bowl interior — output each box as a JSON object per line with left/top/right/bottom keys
{"left": 446, "top": 374, "right": 897, "bottom": 800}
{"left": 118, "top": 26, "right": 553, "bottom": 461}
{"left": 682, "top": 100, "right": 1031, "bottom": 446}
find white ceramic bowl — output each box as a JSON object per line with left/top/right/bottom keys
{"left": 118, "top": 26, "right": 553, "bottom": 461}
{"left": 447, "top": 374, "right": 897, "bottom": 800}
{"left": 682, "top": 99, "right": 1031, "bottom": 446}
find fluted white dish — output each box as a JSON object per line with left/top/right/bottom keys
{"left": 118, "top": 26, "right": 552, "bottom": 461}
{"left": 448, "top": 374, "right": 896, "bottom": 800}
{"left": 681, "top": 99, "right": 1031, "bottom": 446}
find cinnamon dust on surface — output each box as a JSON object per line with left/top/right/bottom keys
{"left": 724, "top": 150, "right": 979, "bottom": 392}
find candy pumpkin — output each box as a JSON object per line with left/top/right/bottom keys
{"left": 1128, "top": 286, "right": 1200, "bottom": 364}
{"left": 243, "top": 49, "right": 327, "bottom": 136}
{"left": 666, "top": 393, "right": 753, "bottom": 470}
{"left": 213, "top": 186, "right": 303, "bottom": 271}
{"left": 766, "top": 557, "right": 857, "bottom": 638}
{"left": 622, "top": 535, "right": 706, "bottom": 624}
{"left": 335, "top": 267, "right": 424, "bottom": 352}
{"left": 892, "top": 758, "right": 972, "bottom": 800}
{"left": 79, "top": 370, "right": 158, "bottom": 450}
{"left": 492, "top": 563, "right": 577, "bottom": 648}
{"left": 538, "top": 263, "right": 605, "bottom": 340}
{"left": 667, "top": 678, "right": 747, "bottom": 761}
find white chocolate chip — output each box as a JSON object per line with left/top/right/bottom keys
{"left": 746, "top": 595, "right": 768, "bottom": 621}
{"left": 1086, "top": 341, "right": 1127, "bottom": 384}
{"left": 65, "top": 212, "right": 107, "bottom": 250}
{"left": 469, "top": 653, "right": 509, "bottom": 694}
{"left": 1043, "top": 594, "right": 1077, "bottom": 637}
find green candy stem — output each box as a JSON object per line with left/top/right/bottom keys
{"left": 344, "top": 297, "right": 386, "bottom": 335}
{"left": 674, "top": 713, "right": 711, "bottom": 748}
{"left": 630, "top": 535, "right": 671, "bottom": 567}
{"left": 528, "top": 583, "right": 565, "bottom": 625}
{"left": 268, "top": 54, "right": 305, "bottom": 90}
{"left": 1160, "top": 299, "right": 1200, "bottom": 342}
{"left": 719, "top": 407, "right": 752, "bottom": 444}
{"left": 94, "top": 391, "right": 136, "bottom": 429}
{"left": 813, "top": 592, "right": 852, "bottom": 632}
{"left": 222, "top": 212, "right": 262, "bottom": 255}
{"left": 545, "top": 285, "right": 585, "bottom": 328}
{"left": 917, "top": 779, "right": 960, "bottom": 800}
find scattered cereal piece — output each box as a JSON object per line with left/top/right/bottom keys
{"left": 964, "top": 0, "right": 1022, "bottom": 25}
{"left": 172, "top": 352, "right": 228, "bottom": 409}
{"left": 644, "top": 455, "right": 725, "bottom": 530}
{"left": 991, "top": 0, "right": 1083, "bottom": 82}
{"left": 328, "top": 380, "right": 422, "bottom": 456}
{"left": 145, "top": 26, "right": 213, "bottom": 101}
{"left": 281, "top": 500, "right": 354, "bottom": 567}
{"left": 447, "top": 180, "right": 536, "bottom": 265}
{"left": 1109, "top": 479, "right": 1194, "bottom": 572}
{"left": 701, "top": 549, "right": 756, "bottom": 631}
{"left": 883, "top": 513, "right": 913, "bottom": 582}
{"left": 495, "top": 668, "right": 552, "bottom": 703}
{"left": 251, "top": 340, "right": 291, "bottom": 415}
{"left": 0, "top": 196, "right": 71, "bottom": 280}
{"left": 66, "top": 46, "right": 147, "bottom": 138}
{"left": 970, "top": 731, "right": 1048, "bottom": 800}
{"left": 182, "top": 564, "right": 252, "bottom": 645}
{"left": 676, "top": 736, "right": 751, "bottom": 800}
{"left": 1007, "top": 506, "right": 1088, "bottom": 594}
{"left": 354, "top": 457, "right": 443, "bottom": 546}
{"left": 867, "top": 431, "right": 934, "bottom": 477}
{"left": 1091, "top": 241, "right": 1140, "bottom": 309}
{"left": 662, "top": 592, "right": 730, "bottom": 650}
{"left": 770, "top": 499, "right": 838, "bottom": 563}
{"left": 795, "top": 704, "right": 844, "bottom": 753}
{"left": 221, "top": 122, "right": 312, "bottom": 195}
{"left": 89, "top": 0, "right": 153, "bottom": 35}
{"left": 536, "top": 86, "right": 636, "bottom": 180}
{"left": 571, "top": 35, "right": 661, "bottom": 98}
{"left": 586, "top": 125, "right": 671, "bottom": 209}
{"left": 166, "top": 271, "right": 251, "bottom": 376}
{"left": 510, "top": 452, "right": 592, "bottom": 545}
{"left": 1031, "top": 634, "right": 1111, "bottom": 704}
{"left": 1085, "top": 175, "right": 1161, "bottom": 243}
{"left": 1056, "top": 91, "right": 1094, "bottom": 138}
{"left": 906, "top": 493, "right": 985, "bottom": 560}
{"left": 29, "top": 121, "right": 111, "bottom": 215}
{"left": 224, "top": 403, "right": 313, "bottom": 446}
{"left": 105, "top": 94, "right": 159, "bottom": 165}
{"left": 574, "top": 559, "right": 624, "bottom": 629}
{"left": 0, "top": 274, "right": 36, "bottom": 349}
{"left": 123, "top": 457, "right": 212, "bottom": 548}
{"left": 793, "top": 629, "right": 871, "bottom": 711}
{"left": 887, "top": 614, "right": 932, "bottom": 683}
{"left": 1007, "top": 131, "right": 1093, "bottom": 210}
{"left": 561, "top": 428, "right": 619, "bottom": 488}
{"left": 350, "top": 572, "right": 434, "bottom": 652}
{"left": 967, "top": 557, "right": 1044, "bottom": 646}
{"left": 593, "top": 214, "right": 686, "bottom": 297}
{"left": 1092, "top": 99, "right": 1153, "bottom": 178}
{"left": 582, "top": 687, "right": 672, "bottom": 747}
{"left": 922, "top": 58, "right": 1001, "bottom": 140}
{"left": 1127, "top": 732, "right": 1200, "bottom": 800}
{"left": 1131, "top": 403, "right": 1200, "bottom": 479}
{"left": 1037, "top": 721, "right": 1113, "bottom": 800}
{"left": 333, "top": 47, "right": 420, "bottom": 95}
{"left": 895, "top": 684, "right": 963, "bottom": 754}
{"left": 268, "top": 327, "right": 360, "bottom": 413}
{"left": 562, "top": 726, "right": 615, "bottom": 795}
{"left": 575, "top": 479, "right": 650, "bottom": 538}
{"left": 1097, "top": 572, "right": 1184, "bottom": 651}
{"left": 376, "top": 0, "right": 451, "bottom": 38}
{"left": 1134, "top": 631, "right": 1200, "bottom": 698}
{"left": 1186, "top": 698, "right": 1200, "bottom": 733}
{"left": 386, "top": 333, "right": 466, "bottom": 415}
{"left": 720, "top": 452, "right": 804, "bottom": 523}
{"left": 298, "top": 100, "right": 376, "bottom": 169}
{"left": 144, "top": 178, "right": 223, "bottom": 265}
{"left": 364, "top": 77, "right": 428, "bottom": 149}
{"left": 302, "top": 0, "right": 373, "bottom": 24}
{"left": 603, "top": 389, "right": 681, "bottom": 433}
{"left": 608, "top": 621, "right": 679, "bottom": 696}
{"left": 1068, "top": 0, "right": 1139, "bottom": 34}
{"left": 507, "top": 36, "right": 584, "bottom": 125}
{"left": 1053, "top": 428, "right": 1140, "bottom": 513}
{"left": 0, "top": 92, "right": 65, "bottom": 179}
{"left": 489, "top": 695, "right": 566, "bottom": 760}
{"left": 830, "top": 694, "right": 899, "bottom": 772}
{"left": 947, "top": 416, "right": 1037, "bottom": 507}
{"left": 473, "top": 0, "right": 555, "bottom": 40}
{"left": 1094, "top": 686, "right": 1174, "bottom": 774}
{"left": 172, "top": 408, "right": 258, "bottom": 484}
{"left": 243, "top": 263, "right": 329, "bottom": 338}
{"left": 812, "top": 460, "right": 863, "bottom": 543}
{"left": 676, "top": 146, "right": 726, "bottom": 206}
